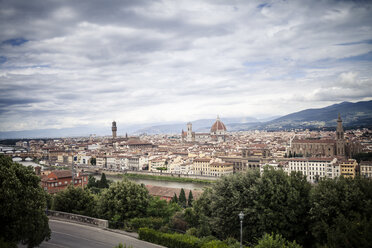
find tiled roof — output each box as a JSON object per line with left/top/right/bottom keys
{"left": 210, "top": 117, "right": 227, "bottom": 132}
{"left": 146, "top": 185, "right": 202, "bottom": 199}
{"left": 292, "top": 139, "right": 335, "bottom": 144}
{"left": 49, "top": 170, "right": 72, "bottom": 179}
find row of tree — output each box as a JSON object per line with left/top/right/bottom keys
{"left": 185, "top": 169, "right": 372, "bottom": 247}
{"left": 54, "top": 168, "right": 372, "bottom": 247}
{"left": 2, "top": 152, "right": 372, "bottom": 248}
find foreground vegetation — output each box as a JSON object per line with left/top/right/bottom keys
{"left": 52, "top": 168, "right": 372, "bottom": 248}
{"left": 0, "top": 155, "right": 50, "bottom": 248}
{"left": 122, "top": 172, "right": 215, "bottom": 184}
{"left": 2, "top": 153, "right": 371, "bottom": 248}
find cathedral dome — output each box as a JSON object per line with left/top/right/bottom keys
{"left": 210, "top": 116, "right": 227, "bottom": 133}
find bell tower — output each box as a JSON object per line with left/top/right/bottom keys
{"left": 186, "top": 122, "right": 193, "bottom": 142}
{"left": 336, "top": 114, "right": 345, "bottom": 156}
{"left": 112, "top": 121, "right": 117, "bottom": 139}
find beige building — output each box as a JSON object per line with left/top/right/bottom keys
{"left": 340, "top": 159, "right": 358, "bottom": 178}
{"left": 209, "top": 162, "right": 233, "bottom": 177}
{"left": 360, "top": 161, "right": 372, "bottom": 179}
{"left": 193, "top": 158, "right": 211, "bottom": 176}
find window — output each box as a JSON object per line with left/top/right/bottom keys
{"left": 65, "top": 181, "right": 68, "bottom": 184}
{"left": 59, "top": 182, "right": 62, "bottom": 185}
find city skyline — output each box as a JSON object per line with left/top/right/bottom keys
{"left": 1, "top": 0, "right": 372, "bottom": 132}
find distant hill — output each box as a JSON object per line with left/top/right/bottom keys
{"left": 1, "top": 101, "right": 371, "bottom": 139}
{"left": 135, "top": 117, "right": 260, "bottom": 134}
{"left": 256, "top": 100, "right": 372, "bottom": 130}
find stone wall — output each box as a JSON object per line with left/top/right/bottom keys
{"left": 47, "top": 210, "right": 108, "bottom": 228}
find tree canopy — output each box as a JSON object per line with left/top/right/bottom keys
{"left": 98, "top": 179, "right": 149, "bottom": 224}
{"left": 53, "top": 185, "right": 97, "bottom": 217}
{"left": 194, "top": 169, "right": 312, "bottom": 246}
{"left": 178, "top": 188, "right": 187, "bottom": 208}
{"left": 0, "top": 155, "right": 51, "bottom": 247}
{"left": 310, "top": 176, "right": 372, "bottom": 247}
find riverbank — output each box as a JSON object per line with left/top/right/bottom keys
{"left": 122, "top": 173, "right": 215, "bottom": 184}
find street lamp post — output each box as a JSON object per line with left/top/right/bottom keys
{"left": 239, "top": 211, "right": 244, "bottom": 248}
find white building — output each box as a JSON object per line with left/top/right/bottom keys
{"left": 287, "top": 157, "right": 339, "bottom": 183}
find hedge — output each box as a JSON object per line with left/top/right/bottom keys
{"left": 128, "top": 217, "right": 165, "bottom": 231}
{"left": 138, "top": 227, "right": 201, "bottom": 248}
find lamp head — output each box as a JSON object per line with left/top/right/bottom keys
{"left": 239, "top": 211, "right": 244, "bottom": 220}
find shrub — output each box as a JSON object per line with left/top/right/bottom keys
{"left": 128, "top": 217, "right": 165, "bottom": 231}
{"left": 254, "top": 233, "right": 302, "bottom": 248}
{"left": 201, "top": 240, "right": 229, "bottom": 248}
{"left": 139, "top": 227, "right": 201, "bottom": 248}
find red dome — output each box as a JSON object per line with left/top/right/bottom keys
{"left": 210, "top": 117, "right": 227, "bottom": 132}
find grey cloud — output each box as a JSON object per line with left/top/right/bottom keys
{"left": 0, "top": 0, "right": 372, "bottom": 131}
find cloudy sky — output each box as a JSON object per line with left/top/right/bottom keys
{"left": 0, "top": 0, "right": 371, "bottom": 132}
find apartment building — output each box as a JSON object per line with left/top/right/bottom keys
{"left": 340, "top": 159, "right": 358, "bottom": 178}
{"left": 360, "top": 161, "right": 372, "bottom": 179}
{"left": 288, "top": 157, "right": 339, "bottom": 183}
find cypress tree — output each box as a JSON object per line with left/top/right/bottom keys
{"left": 171, "top": 193, "right": 178, "bottom": 204}
{"left": 188, "top": 190, "right": 194, "bottom": 207}
{"left": 179, "top": 188, "right": 187, "bottom": 208}
{"left": 99, "top": 173, "right": 109, "bottom": 188}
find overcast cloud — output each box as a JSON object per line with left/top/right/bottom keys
{"left": 0, "top": 0, "right": 371, "bottom": 131}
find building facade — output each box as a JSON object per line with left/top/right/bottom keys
{"left": 360, "top": 161, "right": 372, "bottom": 179}
{"left": 41, "top": 170, "right": 88, "bottom": 194}
{"left": 289, "top": 115, "right": 360, "bottom": 158}
{"left": 287, "top": 157, "right": 339, "bottom": 183}
{"left": 340, "top": 159, "right": 358, "bottom": 178}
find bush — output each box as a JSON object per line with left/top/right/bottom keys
{"left": 254, "top": 233, "right": 302, "bottom": 248}
{"left": 139, "top": 227, "right": 201, "bottom": 248}
{"left": 128, "top": 217, "right": 165, "bottom": 231}
{"left": 201, "top": 240, "right": 231, "bottom": 248}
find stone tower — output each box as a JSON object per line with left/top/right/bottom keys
{"left": 336, "top": 114, "right": 345, "bottom": 156}
{"left": 186, "top": 122, "right": 192, "bottom": 142}
{"left": 112, "top": 121, "right": 117, "bottom": 139}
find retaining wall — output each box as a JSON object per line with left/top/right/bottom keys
{"left": 47, "top": 210, "right": 108, "bottom": 228}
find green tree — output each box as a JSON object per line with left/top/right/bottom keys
{"left": 170, "top": 193, "right": 178, "bottom": 204}
{"left": 98, "top": 179, "right": 149, "bottom": 224}
{"left": 254, "top": 233, "right": 302, "bottom": 248}
{"left": 252, "top": 169, "right": 311, "bottom": 245}
{"left": 98, "top": 173, "right": 109, "bottom": 188}
{"left": 195, "top": 169, "right": 312, "bottom": 246}
{"left": 179, "top": 188, "right": 187, "bottom": 208}
{"left": 188, "top": 190, "right": 194, "bottom": 207}
{"left": 310, "top": 176, "right": 372, "bottom": 247}
{"left": 90, "top": 157, "right": 96, "bottom": 165}
{"left": 53, "top": 185, "right": 97, "bottom": 217}
{"left": 87, "top": 175, "right": 97, "bottom": 188}
{"left": 0, "top": 155, "right": 51, "bottom": 247}
{"left": 147, "top": 196, "right": 180, "bottom": 220}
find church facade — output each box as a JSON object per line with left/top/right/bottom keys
{"left": 289, "top": 115, "right": 360, "bottom": 158}
{"left": 182, "top": 116, "right": 227, "bottom": 142}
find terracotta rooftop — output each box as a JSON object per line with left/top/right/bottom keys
{"left": 292, "top": 139, "right": 335, "bottom": 144}
{"left": 49, "top": 170, "right": 72, "bottom": 179}
{"left": 210, "top": 116, "right": 227, "bottom": 132}
{"left": 146, "top": 185, "right": 202, "bottom": 199}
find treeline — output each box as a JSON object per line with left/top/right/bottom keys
{"left": 49, "top": 168, "right": 372, "bottom": 248}
{"left": 2, "top": 155, "right": 372, "bottom": 248}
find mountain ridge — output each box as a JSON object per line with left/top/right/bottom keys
{"left": 1, "top": 100, "right": 371, "bottom": 139}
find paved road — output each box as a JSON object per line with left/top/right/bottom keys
{"left": 33, "top": 220, "right": 164, "bottom": 248}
